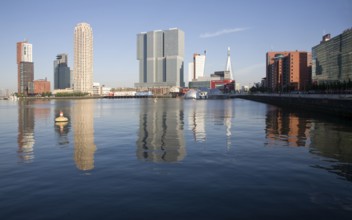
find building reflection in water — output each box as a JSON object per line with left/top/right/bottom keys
{"left": 265, "top": 106, "right": 312, "bottom": 147}
{"left": 265, "top": 105, "right": 352, "bottom": 181}
{"left": 72, "top": 99, "right": 96, "bottom": 171}
{"left": 33, "top": 99, "right": 51, "bottom": 121}
{"left": 187, "top": 100, "right": 234, "bottom": 150}
{"left": 136, "top": 98, "right": 186, "bottom": 162}
{"left": 210, "top": 100, "right": 234, "bottom": 150}
{"left": 309, "top": 121, "right": 352, "bottom": 181}
{"left": 17, "top": 100, "right": 35, "bottom": 162}
{"left": 188, "top": 100, "right": 207, "bottom": 143}
{"left": 223, "top": 100, "right": 233, "bottom": 150}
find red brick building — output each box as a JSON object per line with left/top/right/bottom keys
{"left": 34, "top": 78, "right": 51, "bottom": 94}
{"left": 266, "top": 51, "right": 311, "bottom": 92}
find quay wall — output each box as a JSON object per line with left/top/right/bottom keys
{"left": 238, "top": 94, "right": 352, "bottom": 119}
{"left": 104, "top": 94, "right": 173, "bottom": 99}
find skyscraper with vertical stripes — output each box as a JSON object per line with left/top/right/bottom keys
{"left": 74, "top": 23, "right": 93, "bottom": 94}
{"left": 136, "top": 28, "right": 185, "bottom": 88}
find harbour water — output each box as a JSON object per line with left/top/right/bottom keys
{"left": 0, "top": 98, "right": 352, "bottom": 219}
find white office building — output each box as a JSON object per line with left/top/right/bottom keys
{"left": 188, "top": 52, "right": 206, "bottom": 82}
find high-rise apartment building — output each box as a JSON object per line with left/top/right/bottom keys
{"left": 54, "top": 54, "right": 71, "bottom": 89}
{"left": 17, "top": 41, "right": 34, "bottom": 95}
{"left": 188, "top": 52, "right": 206, "bottom": 82}
{"left": 74, "top": 23, "right": 93, "bottom": 94}
{"left": 312, "top": 28, "right": 352, "bottom": 84}
{"left": 266, "top": 51, "right": 311, "bottom": 92}
{"left": 136, "top": 28, "right": 185, "bottom": 88}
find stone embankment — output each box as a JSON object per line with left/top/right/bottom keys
{"left": 238, "top": 94, "right": 352, "bottom": 119}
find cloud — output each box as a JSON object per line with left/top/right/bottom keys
{"left": 200, "top": 28, "right": 250, "bottom": 38}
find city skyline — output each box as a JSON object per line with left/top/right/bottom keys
{"left": 0, "top": 0, "right": 351, "bottom": 92}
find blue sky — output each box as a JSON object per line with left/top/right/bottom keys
{"left": 0, "top": 0, "right": 351, "bottom": 92}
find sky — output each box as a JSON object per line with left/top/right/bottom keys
{"left": 0, "top": 0, "right": 351, "bottom": 92}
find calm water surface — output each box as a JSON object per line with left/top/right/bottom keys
{"left": 0, "top": 98, "right": 352, "bottom": 219}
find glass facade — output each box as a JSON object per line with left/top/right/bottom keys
{"left": 54, "top": 54, "right": 71, "bottom": 89}
{"left": 189, "top": 81, "right": 210, "bottom": 89}
{"left": 19, "top": 62, "right": 34, "bottom": 95}
{"left": 312, "top": 28, "right": 352, "bottom": 84}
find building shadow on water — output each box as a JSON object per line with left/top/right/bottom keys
{"left": 136, "top": 98, "right": 186, "bottom": 162}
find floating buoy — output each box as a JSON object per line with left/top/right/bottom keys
{"left": 55, "top": 111, "right": 68, "bottom": 122}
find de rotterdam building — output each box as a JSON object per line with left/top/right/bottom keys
{"left": 136, "top": 28, "right": 185, "bottom": 88}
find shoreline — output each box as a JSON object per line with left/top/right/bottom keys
{"left": 8, "top": 94, "right": 352, "bottom": 119}
{"left": 238, "top": 94, "right": 352, "bottom": 119}
{"left": 17, "top": 96, "right": 103, "bottom": 100}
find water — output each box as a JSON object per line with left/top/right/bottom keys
{"left": 0, "top": 98, "right": 352, "bottom": 219}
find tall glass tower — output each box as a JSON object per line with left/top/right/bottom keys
{"left": 54, "top": 54, "right": 71, "bottom": 89}
{"left": 74, "top": 23, "right": 93, "bottom": 94}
